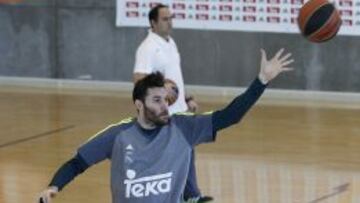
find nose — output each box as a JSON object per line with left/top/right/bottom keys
{"left": 162, "top": 102, "right": 169, "bottom": 110}
{"left": 161, "top": 100, "right": 169, "bottom": 111}
{"left": 167, "top": 17, "right": 173, "bottom": 26}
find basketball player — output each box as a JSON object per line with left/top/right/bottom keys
{"left": 132, "top": 4, "right": 206, "bottom": 202}
{"left": 39, "top": 48, "right": 294, "bottom": 203}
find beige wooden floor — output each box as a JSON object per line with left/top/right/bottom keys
{"left": 1, "top": 86, "right": 360, "bottom": 203}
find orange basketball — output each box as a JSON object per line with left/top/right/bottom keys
{"left": 298, "top": 0, "right": 342, "bottom": 42}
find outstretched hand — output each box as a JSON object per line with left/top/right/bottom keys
{"left": 258, "top": 48, "right": 294, "bottom": 84}
{"left": 38, "top": 186, "right": 58, "bottom": 203}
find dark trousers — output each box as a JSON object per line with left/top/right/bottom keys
{"left": 183, "top": 149, "right": 201, "bottom": 199}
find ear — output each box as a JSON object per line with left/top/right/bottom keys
{"left": 150, "top": 19, "right": 156, "bottom": 28}
{"left": 135, "top": 100, "right": 143, "bottom": 111}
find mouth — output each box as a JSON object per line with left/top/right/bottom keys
{"left": 159, "top": 113, "right": 170, "bottom": 120}
{"left": 160, "top": 110, "right": 169, "bottom": 116}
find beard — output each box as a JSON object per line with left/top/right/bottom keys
{"left": 143, "top": 104, "right": 169, "bottom": 126}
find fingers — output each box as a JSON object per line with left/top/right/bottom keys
{"left": 39, "top": 196, "right": 48, "bottom": 203}
{"left": 187, "top": 101, "right": 198, "bottom": 113}
{"left": 188, "top": 106, "right": 196, "bottom": 113}
{"left": 190, "top": 104, "right": 198, "bottom": 112}
{"left": 281, "top": 59, "right": 294, "bottom": 66}
{"left": 39, "top": 192, "right": 46, "bottom": 203}
{"left": 260, "top": 49, "right": 267, "bottom": 63}
{"left": 40, "top": 193, "right": 51, "bottom": 203}
{"left": 39, "top": 188, "right": 57, "bottom": 203}
{"left": 279, "top": 52, "right": 292, "bottom": 63}
{"left": 274, "top": 48, "right": 284, "bottom": 60}
{"left": 277, "top": 49, "right": 294, "bottom": 69}
{"left": 281, "top": 67, "right": 294, "bottom": 72}
{"left": 258, "top": 48, "right": 294, "bottom": 84}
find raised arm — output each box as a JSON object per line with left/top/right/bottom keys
{"left": 212, "top": 48, "right": 294, "bottom": 132}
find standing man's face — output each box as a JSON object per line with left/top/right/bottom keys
{"left": 151, "top": 7, "right": 173, "bottom": 38}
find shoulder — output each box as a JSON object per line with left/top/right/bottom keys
{"left": 86, "top": 117, "right": 135, "bottom": 142}
{"left": 171, "top": 111, "right": 212, "bottom": 122}
{"left": 110, "top": 117, "right": 135, "bottom": 131}
{"left": 168, "top": 37, "right": 178, "bottom": 48}
{"left": 137, "top": 35, "right": 158, "bottom": 52}
{"left": 173, "top": 111, "right": 213, "bottom": 118}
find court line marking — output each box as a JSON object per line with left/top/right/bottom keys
{"left": 308, "top": 183, "right": 350, "bottom": 203}
{"left": 0, "top": 125, "right": 75, "bottom": 149}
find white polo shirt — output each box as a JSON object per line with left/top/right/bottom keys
{"left": 134, "top": 30, "right": 187, "bottom": 114}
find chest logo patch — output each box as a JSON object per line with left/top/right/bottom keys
{"left": 124, "top": 169, "right": 173, "bottom": 198}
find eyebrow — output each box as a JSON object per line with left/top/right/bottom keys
{"left": 161, "top": 15, "right": 173, "bottom": 19}
{"left": 151, "top": 95, "right": 162, "bottom": 100}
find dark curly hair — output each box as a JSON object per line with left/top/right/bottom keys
{"left": 132, "top": 71, "right": 165, "bottom": 103}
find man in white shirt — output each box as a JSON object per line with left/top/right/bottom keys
{"left": 133, "top": 4, "right": 212, "bottom": 203}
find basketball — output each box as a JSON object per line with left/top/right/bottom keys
{"left": 164, "top": 79, "right": 179, "bottom": 106}
{"left": 297, "top": 0, "right": 342, "bottom": 43}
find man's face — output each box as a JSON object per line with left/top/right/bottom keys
{"left": 152, "top": 7, "right": 173, "bottom": 38}
{"left": 142, "top": 87, "right": 170, "bottom": 126}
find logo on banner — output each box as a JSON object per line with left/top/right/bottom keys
{"left": 126, "top": 2, "right": 139, "bottom": 8}
{"left": 339, "top": 0, "right": 352, "bottom": 7}
{"left": 196, "top": 14, "right": 209, "bottom": 20}
{"left": 340, "top": 10, "right": 353, "bottom": 17}
{"left": 173, "top": 13, "right": 186, "bottom": 19}
{"left": 267, "top": 16, "right": 281, "bottom": 23}
{"left": 267, "top": 0, "right": 280, "bottom": 4}
{"left": 243, "top": 6, "right": 256, "bottom": 13}
{"left": 117, "top": 0, "right": 360, "bottom": 36}
{"left": 220, "top": 15, "right": 232, "bottom": 21}
{"left": 126, "top": 11, "right": 139, "bottom": 18}
{"left": 267, "top": 7, "right": 280, "bottom": 14}
{"left": 243, "top": 15, "right": 256, "bottom": 22}
{"left": 173, "top": 3, "right": 186, "bottom": 10}
{"left": 291, "top": 8, "right": 300, "bottom": 14}
{"left": 219, "top": 5, "right": 233, "bottom": 11}
{"left": 149, "top": 2, "right": 161, "bottom": 8}
{"left": 291, "top": 0, "right": 303, "bottom": 5}
{"left": 196, "top": 4, "right": 209, "bottom": 11}
{"left": 343, "top": 19, "right": 353, "bottom": 26}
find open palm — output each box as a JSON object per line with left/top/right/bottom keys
{"left": 258, "top": 48, "right": 294, "bottom": 84}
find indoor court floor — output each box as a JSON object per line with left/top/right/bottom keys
{"left": 1, "top": 86, "right": 360, "bottom": 203}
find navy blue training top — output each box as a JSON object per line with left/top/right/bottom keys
{"left": 49, "top": 78, "right": 266, "bottom": 192}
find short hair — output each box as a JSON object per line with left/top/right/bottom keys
{"left": 132, "top": 72, "right": 165, "bottom": 103}
{"left": 148, "top": 4, "right": 169, "bottom": 27}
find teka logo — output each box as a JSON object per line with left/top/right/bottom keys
{"left": 124, "top": 169, "right": 173, "bottom": 198}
